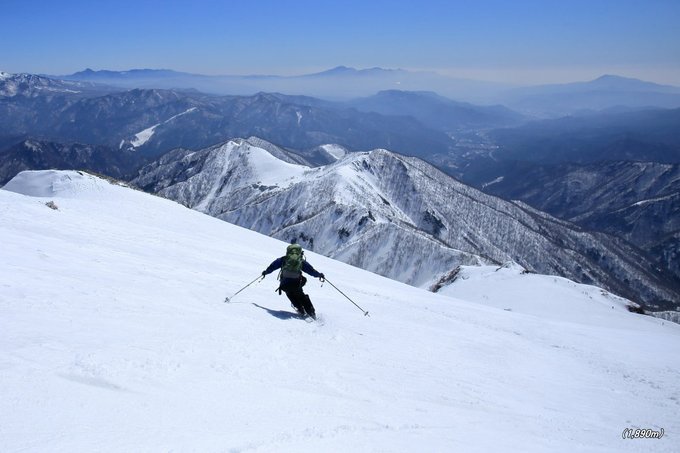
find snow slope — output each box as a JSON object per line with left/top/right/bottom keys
{"left": 438, "top": 262, "right": 638, "bottom": 326}
{"left": 1, "top": 170, "right": 679, "bottom": 452}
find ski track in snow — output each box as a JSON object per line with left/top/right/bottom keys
{"left": 1, "top": 170, "right": 679, "bottom": 452}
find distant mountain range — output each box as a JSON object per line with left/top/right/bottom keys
{"left": 7, "top": 71, "right": 679, "bottom": 165}
{"left": 56, "top": 66, "right": 509, "bottom": 103}
{"left": 488, "top": 108, "right": 680, "bottom": 164}
{"left": 53, "top": 67, "right": 680, "bottom": 115}
{"left": 348, "top": 90, "right": 526, "bottom": 132}
{"left": 502, "top": 75, "right": 680, "bottom": 117}
{"left": 461, "top": 159, "right": 680, "bottom": 283}
{"left": 453, "top": 108, "right": 680, "bottom": 286}
{"left": 132, "top": 138, "right": 679, "bottom": 310}
{"left": 0, "top": 73, "right": 461, "bottom": 161}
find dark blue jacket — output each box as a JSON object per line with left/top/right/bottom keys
{"left": 263, "top": 256, "right": 322, "bottom": 279}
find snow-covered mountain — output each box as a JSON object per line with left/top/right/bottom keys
{"left": 468, "top": 160, "right": 680, "bottom": 283}
{"left": 2, "top": 169, "right": 678, "bottom": 452}
{"left": 132, "top": 138, "right": 678, "bottom": 308}
{"left": 0, "top": 72, "right": 109, "bottom": 98}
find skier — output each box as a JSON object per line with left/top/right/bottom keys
{"left": 261, "top": 240, "right": 324, "bottom": 319}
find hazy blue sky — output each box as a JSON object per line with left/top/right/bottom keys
{"left": 2, "top": 0, "right": 679, "bottom": 85}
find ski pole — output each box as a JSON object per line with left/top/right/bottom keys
{"left": 324, "top": 278, "right": 369, "bottom": 317}
{"left": 225, "top": 275, "right": 264, "bottom": 303}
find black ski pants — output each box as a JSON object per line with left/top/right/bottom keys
{"left": 280, "top": 277, "right": 315, "bottom": 317}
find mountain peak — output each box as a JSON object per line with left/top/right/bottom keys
{"left": 587, "top": 74, "right": 678, "bottom": 91}
{"left": 310, "top": 66, "right": 359, "bottom": 77}
{"left": 329, "top": 65, "right": 355, "bottom": 72}
{"left": 593, "top": 74, "right": 631, "bottom": 82}
{"left": 68, "top": 68, "right": 182, "bottom": 79}
{"left": 591, "top": 74, "right": 644, "bottom": 85}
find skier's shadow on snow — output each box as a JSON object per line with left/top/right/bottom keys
{"left": 251, "top": 303, "right": 299, "bottom": 320}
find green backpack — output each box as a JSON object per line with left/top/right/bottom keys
{"left": 281, "top": 244, "right": 304, "bottom": 278}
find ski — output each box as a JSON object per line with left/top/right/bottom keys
{"left": 292, "top": 311, "right": 317, "bottom": 322}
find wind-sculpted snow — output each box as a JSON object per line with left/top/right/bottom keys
{"left": 133, "top": 138, "right": 678, "bottom": 306}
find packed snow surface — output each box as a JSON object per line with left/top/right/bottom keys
{"left": 1, "top": 170, "right": 679, "bottom": 452}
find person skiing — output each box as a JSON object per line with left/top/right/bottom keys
{"left": 261, "top": 240, "right": 325, "bottom": 319}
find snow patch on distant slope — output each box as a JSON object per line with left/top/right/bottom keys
{"left": 22, "top": 140, "right": 42, "bottom": 152}
{"left": 630, "top": 192, "right": 680, "bottom": 208}
{"left": 130, "top": 124, "right": 158, "bottom": 148}
{"left": 482, "top": 176, "right": 504, "bottom": 189}
{"left": 320, "top": 144, "right": 347, "bottom": 160}
{"left": 126, "top": 107, "right": 198, "bottom": 149}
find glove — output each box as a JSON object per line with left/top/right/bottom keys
{"left": 261, "top": 271, "right": 267, "bottom": 277}
{"left": 319, "top": 273, "right": 325, "bottom": 280}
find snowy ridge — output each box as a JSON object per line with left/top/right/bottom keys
{"left": 135, "top": 142, "right": 487, "bottom": 287}
{"left": 136, "top": 139, "right": 309, "bottom": 212}
{"left": 1, "top": 170, "right": 679, "bottom": 452}
{"left": 438, "top": 262, "right": 638, "bottom": 325}
{"left": 245, "top": 136, "right": 312, "bottom": 166}
{"left": 133, "top": 139, "right": 678, "bottom": 305}
{"left": 3, "top": 169, "right": 116, "bottom": 198}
